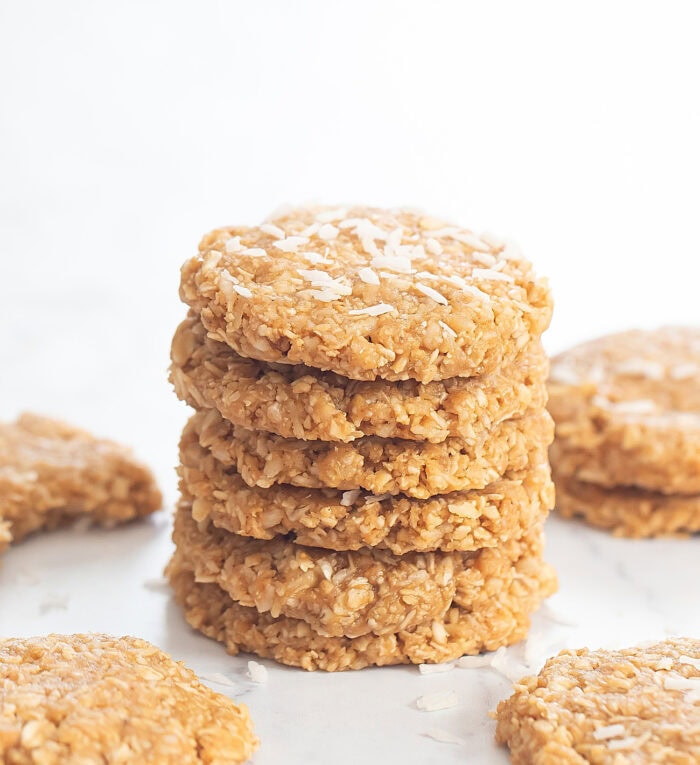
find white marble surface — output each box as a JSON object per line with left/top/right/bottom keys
{"left": 1, "top": 2, "right": 700, "bottom": 762}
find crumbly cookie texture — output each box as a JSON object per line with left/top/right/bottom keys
{"left": 0, "top": 413, "right": 162, "bottom": 545}
{"left": 180, "top": 423, "right": 554, "bottom": 554}
{"left": 173, "top": 506, "right": 544, "bottom": 640}
{"left": 180, "top": 206, "right": 552, "bottom": 383}
{"left": 191, "top": 407, "right": 554, "bottom": 499}
{"left": 171, "top": 312, "right": 549, "bottom": 443}
{"left": 549, "top": 326, "right": 700, "bottom": 495}
{"left": 495, "top": 638, "right": 700, "bottom": 764}
{"left": 167, "top": 540, "right": 557, "bottom": 671}
{"left": 0, "top": 633, "right": 258, "bottom": 764}
{"left": 553, "top": 466, "right": 700, "bottom": 538}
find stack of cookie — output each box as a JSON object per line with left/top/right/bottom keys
{"left": 168, "top": 205, "right": 557, "bottom": 671}
{"left": 548, "top": 327, "right": 700, "bottom": 537}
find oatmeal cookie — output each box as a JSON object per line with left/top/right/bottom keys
{"left": 0, "top": 413, "right": 161, "bottom": 545}
{"left": 191, "top": 407, "right": 554, "bottom": 499}
{"left": 167, "top": 542, "right": 557, "bottom": 671}
{"left": 173, "top": 506, "right": 545, "bottom": 639}
{"left": 553, "top": 466, "right": 700, "bottom": 537}
{"left": 549, "top": 327, "right": 700, "bottom": 495}
{"left": 496, "top": 638, "right": 700, "bottom": 764}
{"left": 179, "top": 428, "right": 553, "bottom": 554}
{"left": 180, "top": 206, "right": 552, "bottom": 383}
{"left": 0, "top": 633, "right": 258, "bottom": 764}
{"left": 171, "top": 312, "right": 549, "bottom": 443}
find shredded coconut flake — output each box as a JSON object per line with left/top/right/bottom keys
{"left": 593, "top": 724, "right": 626, "bottom": 741}
{"left": 224, "top": 236, "right": 243, "bottom": 253}
{"left": 357, "top": 267, "right": 380, "bottom": 285}
{"left": 233, "top": 284, "right": 253, "bottom": 298}
{"left": 425, "top": 238, "right": 443, "bottom": 255}
{"left": 422, "top": 729, "right": 464, "bottom": 745}
{"left": 300, "top": 223, "right": 320, "bottom": 237}
{"left": 340, "top": 489, "right": 361, "bottom": 506}
{"left": 438, "top": 320, "right": 457, "bottom": 338}
{"left": 317, "top": 223, "right": 339, "bottom": 241}
{"left": 663, "top": 674, "right": 700, "bottom": 692}
{"left": 315, "top": 208, "right": 348, "bottom": 223}
{"left": 371, "top": 254, "right": 415, "bottom": 274}
{"left": 418, "top": 663, "right": 455, "bottom": 675}
{"left": 247, "top": 660, "right": 268, "bottom": 684}
{"left": 318, "top": 560, "right": 333, "bottom": 580}
{"left": 670, "top": 363, "right": 699, "bottom": 380}
{"left": 616, "top": 359, "right": 665, "bottom": 380}
{"left": 453, "top": 231, "right": 490, "bottom": 250}
{"left": 348, "top": 303, "right": 395, "bottom": 317}
{"left": 608, "top": 736, "right": 639, "bottom": 751}
{"left": 415, "top": 283, "right": 448, "bottom": 305}
{"left": 364, "top": 492, "right": 391, "bottom": 503}
{"left": 457, "top": 654, "right": 493, "bottom": 669}
{"left": 299, "top": 251, "right": 331, "bottom": 265}
{"left": 260, "top": 223, "right": 285, "bottom": 238}
{"left": 241, "top": 247, "right": 267, "bottom": 257}
{"left": 471, "top": 267, "right": 515, "bottom": 283}
{"left": 416, "top": 690, "right": 458, "bottom": 712}
{"left": 201, "top": 672, "right": 237, "bottom": 687}
{"left": 679, "top": 655, "right": 700, "bottom": 670}
{"left": 479, "top": 231, "right": 505, "bottom": 249}
{"left": 274, "top": 236, "right": 309, "bottom": 253}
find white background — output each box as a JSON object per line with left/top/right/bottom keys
{"left": 0, "top": 2, "right": 699, "bottom": 763}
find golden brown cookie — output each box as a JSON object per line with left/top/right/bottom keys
{"left": 191, "top": 407, "right": 554, "bottom": 499}
{"left": 0, "top": 633, "right": 258, "bottom": 764}
{"left": 553, "top": 466, "right": 700, "bottom": 537}
{"left": 173, "top": 505, "right": 545, "bottom": 639}
{"left": 496, "top": 638, "right": 700, "bottom": 764}
{"left": 180, "top": 206, "right": 552, "bottom": 383}
{"left": 549, "top": 327, "right": 700, "bottom": 495}
{"left": 179, "top": 425, "right": 554, "bottom": 554}
{"left": 167, "top": 537, "right": 557, "bottom": 671}
{"left": 171, "top": 312, "right": 550, "bottom": 443}
{"left": 0, "top": 413, "right": 162, "bottom": 546}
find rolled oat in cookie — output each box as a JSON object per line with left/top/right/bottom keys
{"left": 496, "top": 638, "right": 700, "bottom": 764}
{"left": 179, "top": 423, "right": 554, "bottom": 554}
{"left": 0, "top": 413, "right": 161, "bottom": 546}
{"left": 0, "top": 633, "right": 258, "bottom": 764}
{"left": 170, "top": 312, "right": 549, "bottom": 443}
{"left": 173, "top": 506, "right": 546, "bottom": 640}
{"left": 549, "top": 326, "right": 700, "bottom": 495}
{"left": 192, "top": 406, "right": 554, "bottom": 499}
{"left": 552, "top": 465, "right": 700, "bottom": 538}
{"left": 180, "top": 206, "right": 552, "bottom": 383}
{"left": 167, "top": 541, "right": 557, "bottom": 671}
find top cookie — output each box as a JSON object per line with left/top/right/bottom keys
{"left": 180, "top": 206, "right": 552, "bottom": 383}
{"left": 549, "top": 327, "right": 700, "bottom": 494}
{"left": 0, "top": 633, "right": 258, "bottom": 764}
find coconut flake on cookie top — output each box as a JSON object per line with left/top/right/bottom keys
{"left": 180, "top": 205, "right": 552, "bottom": 383}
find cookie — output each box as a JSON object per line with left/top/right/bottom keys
{"left": 180, "top": 206, "right": 552, "bottom": 383}
{"left": 180, "top": 427, "right": 554, "bottom": 554}
{"left": 0, "top": 413, "right": 162, "bottom": 546}
{"left": 173, "top": 505, "right": 545, "bottom": 639}
{"left": 167, "top": 543, "right": 557, "bottom": 671}
{"left": 191, "top": 407, "right": 554, "bottom": 499}
{"left": 553, "top": 466, "right": 700, "bottom": 537}
{"left": 0, "top": 633, "right": 258, "bottom": 764}
{"left": 549, "top": 327, "right": 700, "bottom": 495}
{"left": 171, "top": 312, "right": 549, "bottom": 443}
{"left": 495, "top": 638, "right": 700, "bottom": 764}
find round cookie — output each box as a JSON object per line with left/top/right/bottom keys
{"left": 167, "top": 539, "right": 557, "bottom": 671}
{"left": 174, "top": 505, "right": 545, "bottom": 639}
{"left": 171, "top": 312, "right": 550, "bottom": 443}
{"left": 496, "top": 638, "right": 700, "bottom": 764}
{"left": 191, "top": 407, "right": 554, "bottom": 499}
{"left": 549, "top": 327, "right": 700, "bottom": 495}
{"left": 0, "top": 633, "right": 258, "bottom": 764}
{"left": 179, "top": 424, "right": 554, "bottom": 554}
{"left": 180, "top": 206, "right": 552, "bottom": 383}
{"left": 553, "top": 466, "right": 700, "bottom": 537}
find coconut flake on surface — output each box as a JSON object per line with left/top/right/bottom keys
{"left": 260, "top": 223, "right": 285, "bottom": 238}
{"left": 318, "top": 560, "right": 333, "bottom": 580}
{"left": 670, "top": 363, "right": 699, "bottom": 380}
{"left": 357, "top": 267, "right": 380, "bottom": 285}
{"left": 418, "top": 662, "right": 455, "bottom": 675}
{"left": 422, "top": 729, "right": 465, "bottom": 745}
{"left": 425, "top": 238, "right": 443, "bottom": 255}
{"left": 317, "top": 223, "right": 339, "bottom": 241}
{"left": 300, "top": 223, "right": 321, "bottom": 237}
{"left": 201, "top": 672, "right": 237, "bottom": 688}
{"left": 489, "top": 647, "right": 529, "bottom": 682}
{"left": 299, "top": 250, "right": 332, "bottom": 265}
{"left": 315, "top": 208, "right": 348, "bottom": 223}
{"left": 371, "top": 254, "right": 415, "bottom": 274}
{"left": 593, "top": 724, "right": 626, "bottom": 741}
{"left": 685, "top": 690, "right": 700, "bottom": 704}
{"left": 452, "top": 231, "right": 490, "bottom": 250}
{"left": 663, "top": 674, "right": 700, "bottom": 692}
{"left": 471, "top": 251, "right": 497, "bottom": 267}
{"left": 600, "top": 398, "right": 657, "bottom": 415}
{"left": 608, "top": 737, "right": 642, "bottom": 751}
{"left": 415, "top": 690, "right": 458, "bottom": 712}
{"left": 457, "top": 654, "right": 493, "bottom": 669}
{"left": 241, "top": 247, "right": 267, "bottom": 257}
{"left": 438, "top": 321, "right": 457, "bottom": 338}
{"left": 340, "top": 489, "right": 361, "bottom": 506}
{"left": 471, "top": 267, "right": 515, "bottom": 283}
{"left": 224, "top": 236, "right": 243, "bottom": 254}
{"left": 415, "top": 283, "right": 448, "bottom": 305}
{"left": 348, "top": 303, "right": 396, "bottom": 317}
{"left": 678, "top": 655, "right": 700, "bottom": 670}
{"left": 247, "top": 660, "right": 268, "bottom": 684}
{"left": 364, "top": 492, "right": 391, "bottom": 503}
{"left": 615, "top": 359, "right": 665, "bottom": 380}
{"left": 479, "top": 231, "right": 505, "bottom": 249}
{"left": 232, "top": 284, "right": 252, "bottom": 298}
{"left": 274, "top": 236, "right": 310, "bottom": 253}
